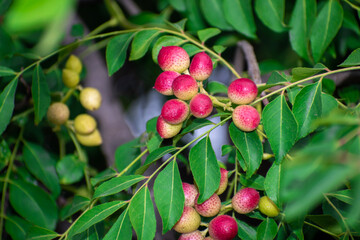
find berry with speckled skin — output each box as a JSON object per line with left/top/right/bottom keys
{"left": 258, "top": 196, "right": 280, "bottom": 217}
{"left": 161, "top": 99, "right": 189, "bottom": 124}
{"left": 189, "top": 94, "right": 213, "bottom": 118}
{"left": 173, "top": 206, "right": 201, "bottom": 234}
{"left": 204, "top": 237, "right": 214, "bottom": 240}
{"left": 189, "top": 52, "right": 213, "bottom": 81}
{"left": 232, "top": 187, "right": 260, "bottom": 214}
{"left": 80, "top": 87, "right": 102, "bottom": 111}
{"left": 172, "top": 75, "right": 198, "bottom": 100}
{"left": 179, "top": 230, "right": 204, "bottom": 240}
{"left": 47, "top": 102, "right": 70, "bottom": 125}
{"left": 216, "top": 168, "right": 228, "bottom": 195}
{"left": 183, "top": 183, "right": 199, "bottom": 207}
{"left": 158, "top": 46, "right": 190, "bottom": 73}
{"left": 209, "top": 215, "right": 238, "bottom": 240}
{"left": 156, "top": 115, "right": 182, "bottom": 139}
{"left": 154, "top": 71, "right": 181, "bottom": 95}
{"left": 194, "top": 194, "right": 221, "bottom": 217}
{"left": 228, "top": 78, "right": 258, "bottom": 105}
{"left": 232, "top": 105, "right": 260, "bottom": 132}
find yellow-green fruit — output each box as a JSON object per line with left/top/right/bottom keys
{"left": 76, "top": 129, "right": 102, "bottom": 146}
{"left": 258, "top": 196, "right": 280, "bottom": 217}
{"left": 80, "top": 87, "right": 102, "bottom": 111}
{"left": 74, "top": 114, "right": 97, "bottom": 135}
{"left": 65, "top": 54, "right": 82, "bottom": 74}
{"left": 62, "top": 69, "right": 80, "bottom": 88}
{"left": 47, "top": 102, "right": 70, "bottom": 125}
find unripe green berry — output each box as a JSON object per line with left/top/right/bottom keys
{"left": 62, "top": 69, "right": 80, "bottom": 88}
{"left": 65, "top": 54, "right": 82, "bottom": 74}
{"left": 47, "top": 102, "right": 70, "bottom": 125}
{"left": 76, "top": 129, "right": 102, "bottom": 147}
{"left": 258, "top": 196, "right": 280, "bottom": 217}
{"left": 80, "top": 87, "right": 102, "bottom": 111}
{"left": 173, "top": 206, "right": 201, "bottom": 234}
{"left": 74, "top": 114, "right": 97, "bottom": 135}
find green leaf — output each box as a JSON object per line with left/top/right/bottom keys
{"left": 5, "top": 215, "right": 32, "bottom": 240}
{"left": 152, "top": 35, "right": 184, "bottom": 64}
{"left": 56, "top": 155, "right": 85, "bottom": 185}
{"left": 240, "top": 174, "right": 265, "bottom": 190}
{"left": 9, "top": 179, "right": 58, "bottom": 230}
{"left": 264, "top": 162, "right": 282, "bottom": 207}
{"left": 60, "top": 195, "right": 90, "bottom": 221}
{"left": 27, "top": 225, "right": 59, "bottom": 240}
{"left": 328, "top": 189, "right": 352, "bottom": 205}
{"left": 257, "top": 218, "right": 278, "bottom": 240}
{"left": 181, "top": 118, "right": 214, "bottom": 135}
{"left": 144, "top": 146, "right": 177, "bottom": 165}
{"left": 182, "top": 44, "right": 202, "bottom": 57}
{"left": 129, "top": 187, "right": 156, "bottom": 240}
{"left": 68, "top": 201, "right": 126, "bottom": 238}
{"left": 206, "top": 81, "right": 228, "bottom": 94}
{"left": 166, "top": 19, "right": 187, "bottom": 32}
{"left": 310, "top": 0, "right": 343, "bottom": 62}
{"left": 293, "top": 81, "right": 322, "bottom": 139}
{"left": 223, "top": 0, "right": 257, "bottom": 38}
{"left": 291, "top": 65, "right": 326, "bottom": 81}
{"left": 321, "top": 93, "right": 338, "bottom": 116}
{"left": 130, "top": 30, "right": 160, "bottom": 61}
{"left": 71, "top": 223, "right": 104, "bottom": 240}
{"left": 262, "top": 95, "right": 298, "bottom": 162}
{"left": 93, "top": 175, "right": 145, "bottom": 199}
{"left": 184, "top": 0, "right": 206, "bottom": 31}
{"left": 0, "top": 139, "right": 11, "bottom": 172}
{"left": 213, "top": 45, "right": 226, "bottom": 54}
{"left": 289, "top": 0, "right": 316, "bottom": 61}
{"left": 255, "top": 0, "right": 286, "bottom": 32}
{"left": 32, "top": 65, "right": 50, "bottom": 124}
{"left": 200, "top": 0, "right": 233, "bottom": 30}
{"left": 0, "top": 0, "right": 12, "bottom": 16}
{"left": 115, "top": 137, "right": 141, "bottom": 176}
{"left": 0, "top": 66, "right": 16, "bottom": 76}
{"left": 267, "top": 71, "right": 287, "bottom": 84}
{"left": 0, "top": 78, "right": 18, "bottom": 135}
{"left": 23, "top": 141, "right": 60, "bottom": 198}
{"left": 229, "top": 123, "right": 263, "bottom": 178}
{"left": 189, "top": 136, "right": 220, "bottom": 203}
{"left": 168, "top": 0, "right": 185, "bottom": 11}
{"left": 287, "top": 87, "right": 301, "bottom": 105}
{"left": 339, "top": 48, "right": 360, "bottom": 67}
{"left": 103, "top": 209, "right": 132, "bottom": 240}
{"left": 343, "top": 10, "right": 360, "bottom": 35}
{"left": 106, "top": 33, "right": 136, "bottom": 76}
{"left": 306, "top": 215, "right": 342, "bottom": 235}
{"left": 237, "top": 219, "right": 257, "bottom": 240}
{"left": 91, "top": 168, "right": 118, "bottom": 186}
{"left": 197, "top": 28, "right": 221, "bottom": 43}
{"left": 154, "top": 160, "right": 184, "bottom": 233}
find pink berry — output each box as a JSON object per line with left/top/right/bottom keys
{"left": 154, "top": 71, "right": 181, "bottom": 95}
{"left": 204, "top": 238, "right": 214, "bottom": 240}
{"left": 232, "top": 187, "right": 260, "bottom": 214}
{"left": 189, "top": 94, "right": 213, "bottom": 118}
{"left": 216, "top": 168, "right": 228, "bottom": 195}
{"left": 158, "top": 46, "right": 190, "bottom": 73}
{"left": 189, "top": 52, "right": 213, "bottom": 81}
{"left": 183, "top": 183, "right": 199, "bottom": 207}
{"left": 179, "top": 230, "right": 204, "bottom": 240}
{"left": 228, "top": 78, "right": 258, "bottom": 104}
{"left": 172, "top": 75, "right": 198, "bottom": 100}
{"left": 173, "top": 206, "right": 201, "bottom": 234}
{"left": 156, "top": 115, "right": 182, "bottom": 139}
{"left": 161, "top": 99, "right": 189, "bottom": 124}
{"left": 232, "top": 105, "right": 260, "bottom": 132}
{"left": 194, "top": 194, "right": 221, "bottom": 217}
{"left": 209, "top": 215, "right": 238, "bottom": 240}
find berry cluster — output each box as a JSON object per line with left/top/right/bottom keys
{"left": 154, "top": 46, "right": 261, "bottom": 139}
{"left": 47, "top": 55, "right": 103, "bottom": 146}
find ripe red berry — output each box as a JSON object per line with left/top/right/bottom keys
{"left": 154, "top": 71, "right": 181, "bottom": 95}
{"left": 232, "top": 187, "right": 260, "bottom": 214}
{"left": 232, "top": 105, "right": 260, "bottom": 132}
{"left": 173, "top": 206, "right": 201, "bottom": 234}
{"left": 172, "top": 75, "right": 198, "bottom": 100}
{"left": 194, "top": 194, "right": 221, "bottom": 217}
{"left": 183, "top": 183, "right": 199, "bottom": 207}
{"left": 158, "top": 46, "right": 190, "bottom": 73}
{"left": 216, "top": 168, "right": 228, "bottom": 195}
{"left": 228, "top": 78, "right": 258, "bottom": 105}
{"left": 189, "top": 52, "right": 213, "bottom": 81}
{"left": 209, "top": 215, "right": 238, "bottom": 240}
{"left": 189, "top": 94, "right": 213, "bottom": 118}
{"left": 156, "top": 115, "right": 182, "bottom": 139}
{"left": 161, "top": 99, "right": 189, "bottom": 124}
{"left": 179, "top": 230, "right": 204, "bottom": 240}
